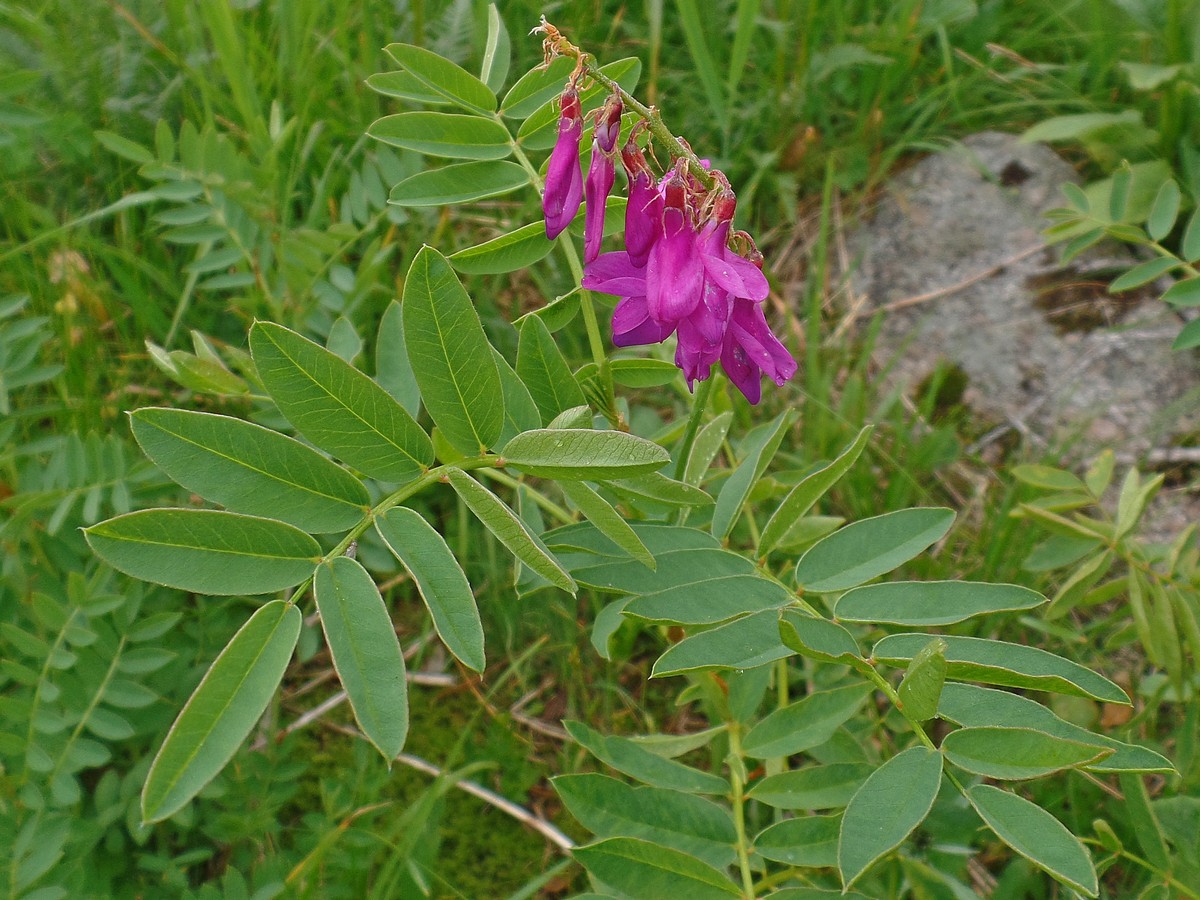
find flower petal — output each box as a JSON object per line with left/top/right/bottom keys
{"left": 584, "top": 151, "right": 616, "bottom": 264}
{"left": 543, "top": 114, "right": 583, "bottom": 240}
{"left": 645, "top": 209, "right": 703, "bottom": 323}
{"left": 624, "top": 172, "right": 662, "bottom": 268}
{"left": 583, "top": 251, "right": 646, "bottom": 296}
{"left": 611, "top": 296, "right": 674, "bottom": 347}
{"left": 699, "top": 223, "right": 770, "bottom": 301}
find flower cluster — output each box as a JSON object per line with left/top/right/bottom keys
{"left": 541, "top": 85, "right": 796, "bottom": 404}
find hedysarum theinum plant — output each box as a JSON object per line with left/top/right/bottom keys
{"left": 536, "top": 20, "right": 796, "bottom": 404}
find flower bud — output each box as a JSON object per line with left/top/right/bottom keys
{"left": 542, "top": 88, "right": 584, "bottom": 240}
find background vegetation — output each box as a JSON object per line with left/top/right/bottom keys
{"left": 1, "top": 0, "right": 1197, "bottom": 896}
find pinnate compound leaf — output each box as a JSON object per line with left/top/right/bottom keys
{"left": 743, "top": 684, "right": 873, "bottom": 759}
{"left": 941, "top": 726, "right": 1111, "bottom": 779}
{"left": 517, "top": 315, "right": 586, "bottom": 423}
{"left": 85, "top": 509, "right": 319, "bottom": 595}
{"left": 448, "top": 221, "right": 553, "bottom": 275}
{"left": 755, "top": 814, "right": 841, "bottom": 867}
{"left": 653, "top": 611, "right": 792, "bottom": 677}
{"left": 873, "top": 634, "right": 1130, "bottom": 705}
{"left": 141, "top": 600, "right": 300, "bottom": 822}
{"left": 563, "top": 720, "right": 727, "bottom": 794}
{"left": 937, "top": 683, "right": 1172, "bottom": 774}
{"left": 388, "top": 160, "right": 528, "bottom": 207}
{"left": 712, "top": 410, "right": 795, "bottom": 539}
{"left": 250, "top": 322, "right": 432, "bottom": 483}
{"left": 759, "top": 425, "right": 873, "bottom": 555}
{"left": 838, "top": 747, "right": 943, "bottom": 889}
{"left": 748, "top": 763, "right": 873, "bottom": 810}
{"left": 967, "top": 784, "right": 1098, "bottom": 897}
{"left": 382, "top": 43, "right": 496, "bottom": 113}
{"left": 835, "top": 581, "right": 1046, "bottom": 626}
{"left": 778, "top": 609, "right": 865, "bottom": 668}
{"left": 130, "top": 408, "right": 369, "bottom": 533}
{"left": 502, "top": 428, "right": 669, "bottom": 480}
{"left": 554, "top": 773, "right": 737, "bottom": 868}
{"left": 368, "top": 112, "right": 511, "bottom": 159}
{"left": 559, "top": 480, "right": 654, "bottom": 569}
{"left": 795, "top": 508, "right": 954, "bottom": 593}
{"left": 314, "top": 557, "right": 408, "bottom": 760}
{"left": 572, "top": 837, "right": 740, "bottom": 899}
{"left": 375, "top": 507, "right": 484, "bottom": 672}
{"left": 446, "top": 468, "right": 575, "bottom": 593}
{"left": 402, "top": 246, "right": 504, "bottom": 454}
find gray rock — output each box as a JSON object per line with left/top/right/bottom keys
{"left": 849, "top": 131, "right": 1200, "bottom": 464}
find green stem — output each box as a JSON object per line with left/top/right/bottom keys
{"left": 863, "top": 664, "right": 969, "bottom": 794}
{"left": 479, "top": 468, "right": 575, "bottom": 524}
{"left": 287, "top": 456, "right": 500, "bottom": 609}
{"left": 1081, "top": 842, "right": 1200, "bottom": 899}
{"left": 579, "top": 58, "right": 714, "bottom": 188}
{"left": 727, "top": 724, "right": 758, "bottom": 899}
{"left": 673, "top": 375, "right": 715, "bottom": 480}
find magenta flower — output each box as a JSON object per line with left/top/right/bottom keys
{"left": 543, "top": 89, "right": 583, "bottom": 240}
{"left": 620, "top": 135, "right": 664, "bottom": 268}
{"left": 645, "top": 171, "right": 704, "bottom": 324}
{"left": 583, "top": 96, "right": 623, "bottom": 264}
{"left": 720, "top": 298, "right": 798, "bottom": 405}
{"left": 583, "top": 212, "right": 794, "bottom": 403}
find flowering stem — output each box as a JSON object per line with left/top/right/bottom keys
{"left": 673, "top": 374, "right": 715, "bottom": 480}
{"left": 556, "top": 232, "right": 621, "bottom": 425}
{"left": 579, "top": 57, "right": 715, "bottom": 189}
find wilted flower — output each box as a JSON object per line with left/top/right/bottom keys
{"left": 721, "top": 296, "right": 798, "bottom": 405}
{"left": 543, "top": 88, "right": 583, "bottom": 240}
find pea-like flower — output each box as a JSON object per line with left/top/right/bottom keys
{"left": 582, "top": 191, "right": 793, "bottom": 404}
{"left": 540, "top": 75, "right": 794, "bottom": 403}
{"left": 542, "top": 88, "right": 583, "bottom": 240}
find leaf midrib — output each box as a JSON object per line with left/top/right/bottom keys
{"left": 264, "top": 327, "right": 425, "bottom": 467}
{"left": 142, "top": 416, "right": 362, "bottom": 510}
{"left": 146, "top": 605, "right": 291, "bottom": 817}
